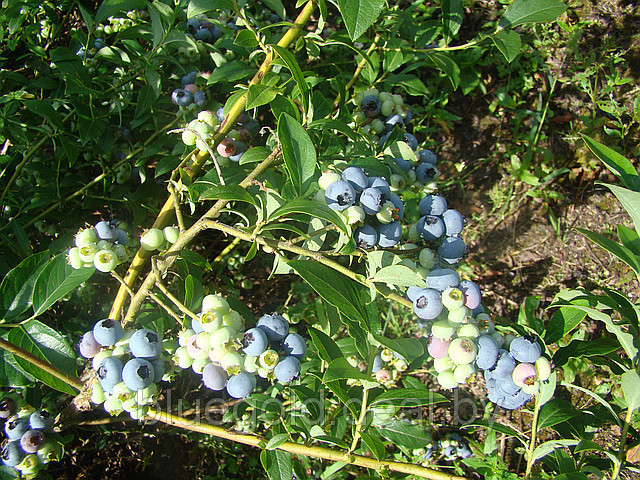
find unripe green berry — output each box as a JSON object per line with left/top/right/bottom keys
{"left": 163, "top": 226, "right": 179, "bottom": 244}
{"left": 68, "top": 247, "right": 84, "bottom": 269}
{"left": 140, "top": 228, "right": 164, "bottom": 251}
{"left": 94, "top": 249, "right": 118, "bottom": 272}
{"left": 75, "top": 228, "right": 98, "bottom": 247}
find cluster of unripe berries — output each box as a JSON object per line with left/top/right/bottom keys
{"left": 186, "top": 16, "right": 223, "bottom": 44}
{"left": 0, "top": 393, "right": 61, "bottom": 477}
{"left": 79, "top": 320, "right": 167, "bottom": 419}
{"left": 171, "top": 71, "right": 207, "bottom": 109}
{"left": 67, "top": 221, "right": 132, "bottom": 273}
{"left": 174, "top": 295, "right": 306, "bottom": 399}
{"left": 96, "top": 12, "right": 142, "bottom": 36}
{"left": 319, "top": 167, "right": 405, "bottom": 248}
{"left": 415, "top": 433, "right": 473, "bottom": 464}
{"left": 368, "top": 348, "right": 409, "bottom": 386}
{"left": 388, "top": 147, "right": 440, "bottom": 194}
{"left": 139, "top": 225, "right": 179, "bottom": 252}
{"left": 353, "top": 89, "right": 411, "bottom": 140}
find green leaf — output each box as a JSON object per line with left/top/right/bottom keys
{"left": 7, "top": 321, "right": 77, "bottom": 395}
{"left": 371, "top": 388, "right": 447, "bottom": 407}
{"left": 553, "top": 335, "right": 626, "bottom": 367}
{"left": 187, "top": 0, "right": 234, "bottom": 18}
{"left": 518, "top": 296, "right": 543, "bottom": 333}
{"left": 0, "top": 349, "right": 32, "bottom": 388}
{"left": 277, "top": 113, "right": 317, "bottom": 197}
{"left": 538, "top": 398, "right": 581, "bottom": 429}
{"left": 23, "top": 100, "right": 63, "bottom": 130}
{"left": 622, "top": 370, "right": 640, "bottom": 412}
{"left": 371, "top": 265, "right": 424, "bottom": 287}
{"left": 463, "top": 420, "right": 527, "bottom": 445}
{"left": 426, "top": 51, "right": 460, "bottom": 89}
{"left": 491, "top": 29, "right": 522, "bottom": 63}
{"left": 308, "top": 119, "right": 358, "bottom": 140}
{"left": 265, "top": 433, "right": 290, "bottom": 450}
{"left": 260, "top": 449, "right": 292, "bottom": 480}
{"left": 0, "top": 252, "right": 50, "bottom": 321}
{"left": 442, "top": 0, "right": 463, "bottom": 43}
{"left": 262, "top": 0, "right": 286, "bottom": 19}
{"left": 246, "top": 84, "right": 279, "bottom": 109}
{"left": 207, "top": 61, "right": 255, "bottom": 84}
{"left": 31, "top": 254, "right": 95, "bottom": 317}
{"left": 371, "top": 334, "right": 424, "bottom": 363}
{"left": 134, "top": 84, "right": 159, "bottom": 121}
{"left": 376, "top": 420, "right": 432, "bottom": 450}
{"left": 307, "top": 327, "right": 343, "bottom": 363}
{"left": 198, "top": 185, "right": 258, "bottom": 206}
{"left": 618, "top": 225, "right": 640, "bottom": 257}
{"left": 498, "top": 0, "right": 567, "bottom": 29}
{"left": 532, "top": 439, "right": 580, "bottom": 462}
{"left": 360, "top": 431, "right": 387, "bottom": 460}
{"left": 561, "top": 381, "right": 621, "bottom": 427}
{"left": 288, "top": 260, "right": 375, "bottom": 332}
{"left": 235, "top": 29, "right": 260, "bottom": 48}
{"left": 581, "top": 134, "right": 640, "bottom": 192}
{"left": 323, "top": 357, "right": 370, "bottom": 382}
{"left": 272, "top": 46, "right": 310, "bottom": 118}
{"left": 239, "top": 146, "right": 271, "bottom": 165}
{"left": 544, "top": 306, "right": 587, "bottom": 343}
{"left": 337, "top": 0, "right": 385, "bottom": 41}
{"left": 602, "top": 183, "right": 640, "bottom": 237}
{"left": 269, "top": 199, "right": 347, "bottom": 233}
{"left": 576, "top": 228, "right": 640, "bottom": 275}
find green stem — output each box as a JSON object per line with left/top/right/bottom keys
{"left": 146, "top": 409, "right": 467, "bottom": 480}
{"left": 524, "top": 394, "right": 541, "bottom": 479}
{"left": 611, "top": 406, "right": 634, "bottom": 479}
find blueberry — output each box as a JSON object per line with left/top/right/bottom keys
{"left": 460, "top": 280, "right": 481, "bottom": 310}
{"left": 210, "top": 25, "right": 223, "bottom": 42}
{"left": 186, "top": 17, "right": 201, "bottom": 34}
{"left": 256, "top": 313, "right": 289, "bottom": 341}
{"left": 360, "top": 187, "right": 384, "bottom": 215}
{"left": 416, "top": 162, "right": 439, "bottom": 183}
{"left": 419, "top": 194, "right": 448, "bottom": 217}
{"left": 354, "top": 224, "right": 378, "bottom": 249}
{"left": 384, "top": 114, "right": 404, "bottom": 131}
{"left": 325, "top": 180, "right": 356, "bottom": 211}
{"left": 367, "top": 176, "right": 390, "bottom": 196}
{"left": 216, "top": 106, "right": 225, "bottom": 123}
{"left": 130, "top": 329, "right": 162, "bottom": 359}
{"left": 97, "top": 357, "right": 124, "bottom": 394}
{"left": 377, "top": 221, "right": 402, "bottom": 247}
{"left": 193, "top": 90, "right": 207, "bottom": 107}
{"left": 372, "top": 353, "right": 383, "bottom": 373}
{"left": 403, "top": 133, "right": 418, "bottom": 150}
{"left": 488, "top": 350, "right": 517, "bottom": 377}
{"left": 1, "top": 441, "right": 24, "bottom": 467}
{"left": 413, "top": 288, "right": 443, "bottom": 320}
{"left": 115, "top": 228, "right": 129, "bottom": 246}
{"left": 494, "top": 371, "right": 520, "bottom": 396}
{"left": 20, "top": 430, "right": 46, "bottom": 453}
{"left": 202, "top": 364, "right": 229, "bottom": 390}
{"left": 242, "top": 327, "right": 269, "bottom": 357}
{"left": 192, "top": 317, "right": 204, "bottom": 334}
{"left": 390, "top": 157, "right": 412, "bottom": 172}
{"left": 442, "top": 209, "right": 465, "bottom": 236}
{"left": 425, "top": 268, "right": 460, "bottom": 292}
{"left": 0, "top": 397, "right": 15, "bottom": 419}
{"left": 387, "top": 192, "right": 404, "bottom": 220}
{"left": 417, "top": 215, "right": 445, "bottom": 242}
{"left": 229, "top": 141, "right": 247, "bottom": 162}
{"left": 509, "top": 336, "right": 542, "bottom": 363}
{"left": 361, "top": 95, "right": 381, "bottom": 117}
{"left": 195, "top": 26, "right": 213, "bottom": 41}
{"left": 437, "top": 237, "right": 466, "bottom": 266}
{"left": 418, "top": 149, "right": 437, "bottom": 164}
{"left": 94, "top": 220, "right": 116, "bottom": 241}
{"left": 122, "top": 358, "right": 155, "bottom": 390}
{"left": 4, "top": 416, "right": 29, "bottom": 441}
{"left": 226, "top": 372, "right": 256, "bottom": 398}
{"left": 150, "top": 358, "right": 165, "bottom": 382}
{"left": 475, "top": 335, "right": 499, "bottom": 370}
{"left": 29, "top": 410, "right": 54, "bottom": 431}
{"left": 182, "top": 71, "right": 198, "bottom": 86}
{"left": 282, "top": 333, "right": 307, "bottom": 357}
{"left": 406, "top": 285, "right": 424, "bottom": 302}
{"left": 93, "top": 319, "right": 124, "bottom": 347}
{"left": 499, "top": 388, "right": 532, "bottom": 410}
{"left": 79, "top": 331, "right": 102, "bottom": 358}
{"left": 171, "top": 89, "right": 193, "bottom": 107}
{"left": 274, "top": 356, "right": 301, "bottom": 383}
{"left": 341, "top": 167, "right": 368, "bottom": 192}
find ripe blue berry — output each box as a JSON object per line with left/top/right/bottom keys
{"left": 341, "top": 167, "right": 368, "bottom": 192}
{"left": 150, "top": 358, "right": 165, "bottom": 382}
{"left": 367, "top": 176, "right": 390, "bottom": 196}
{"left": 437, "top": 237, "right": 466, "bottom": 266}
{"left": 186, "top": 18, "right": 200, "bottom": 34}
{"left": 202, "top": 364, "right": 229, "bottom": 390}
{"left": 475, "top": 335, "right": 499, "bottom": 370}
{"left": 360, "top": 187, "right": 384, "bottom": 215}
{"left": 355, "top": 224, "right": 378, "bottom": 249}
{"left": 417, "top": 215, "right": 445, "bottom": 242}
{"left": 413, "top": 288, "right": 443, "bottom": 320}
{"left": 122, "top": 358, "right": 155, "bottom": 390}
{"left": 182, "top": 71, "right": 198, "bottom": 86}
{"left": 193, "top": 90, "right": 207, "bottom": 107}
{"left": 97, "top": 357, "right": 124, "bottom": 394}
{"left": 372, "top": 353, "right": 383, "bottom": 373}
{"left": 242, "top": 327, "right": 269, "bottom": 357}
{"left": 419, "top": 195, "right": 448, "bottom": 216}
{"left": 377, "top": 221, "right": 402, "bottom": 247}
{"left": 226, "top": 372, "right": 256, "bottom": 398}
{"left": 460, "top": 280, "right": 481, "bottom": 310}
{"left": 509, "top": 336, "right": 542, "bottom": 363}
{"left": 1, "top": 441, "right": 24, "bottom": 467}
{"left": 195, "top": 26, "right": 213, "bottom": 42}
{"left": 361, "top": 95, "right": 381, "bottom": 117}
{"left": 442, "top": 209, "right": 465, "bottom": 236}
{"left": 391, "top": 157, "right": 412, "bottom": 172}
{"left": 93, "top": 319, "right": 124, "bottom": 347}
{"left": 29, "top": 410, "right": 54, "bottom": 431}
{"left": 282, "top": 333, "right": 307, "bottom": 357}
{"left": 425, "top": 268, "right": 460, "bottom": 292}
{"left": 94, "top": 221, "right": 116, "bottom": 241}
{"left": 325, "top": 180, "right": 356, "bottom": 211}
{"left": 274, "top": 356, "right": 301, "bottom": 383}
{"left": 172, "top": 89, "right": 193, "bottom": 107}
{"left": 403, "top": 133, "right": 418, "bottom": 150}
{"left": 4, "top": 416, "right": 29, "bottom": 441}
{"left": 418, "top": 149, "right": 437, "bottom": 164}
{"left": 129, "top": 329, "right": 162, "bottom": 359}
{"left": 79, "top": 331, "right": 102, "bottom": 358}
{"left": 256, "top": 313, "right": 289, "bottom": 341}
{"left": 387, "top": 192, "right": 404, "bottom": 220}
{"left": 415, "top": 162, "right": 439, "bottom": 183}
{"left": 20, "top": 430, "right": 46, "bottom": 453}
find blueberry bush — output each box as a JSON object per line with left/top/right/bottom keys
{"left": 0, "top": 0, "right": 639, "bottom": 478}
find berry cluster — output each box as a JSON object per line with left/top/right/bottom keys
{"left": 319, "top": 167, "right": 405, "bottom": 248}
{"left": 186, "top": 16, "right": 223, "bottom": 44}
{"left": 140, "top": 226, "right": 179, "bottom": 251}
{"left": 173, "top": 295, "right": 306, "bottom": 399}
{"left": 0, "top": 393, "right": 61, "bottom": 477}
{"left": 171, "top": 71, "right": 208, "bottom": 109}
{"left": 386, "top": 148, "right": 440, "bottom": 195}
{"left": 79, "top": 320, "right": 166, "bottom": 419}
{"left": 67, "top": 221, "right": 132, "bottom": 273}
{"left": 96, "top": 12, "right": 142, "bottom": 36}
{"left": 352, "top": 89, "right": 411, "bottom": 140}
{"left": 416, "top": 433, "right": 473, "bottom": 464}
{"left": 368, "top": 348, "right": 409, "bottom": 386}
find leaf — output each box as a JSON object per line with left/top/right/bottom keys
{"left": 618, "top": 225, "right": 640, "bottom": 257}
{"left": 336, "top": 0, "right": 385, "bottom": 41}
{"left": 442, "top": 0, "right": 463, "bottom": 43}
{"left": 277, "top": 114, "right": 317, "bottom": 197}
{"left": 426, "top": 51, "right": 460, "bottom": 89}
{"left": 239, "top": 146, "right": 271, "bottom": 165}
{"left": 561, "top": 381, "right": 621, "bottom": 427}
{"left": 0, "top": 251, "right": 50, "bottom": 321}
{"left": 517, "top": 296, "right": 543, "bottom": 333}
{"left": 576, "top": 228, "right": 640, "bottom": 275}
{"left": 491, "top": 29, "right": 522, "bottom": 63}
{"left": 31, "top": 254, "right": 95, "bottom": 317}
{"left": 96, "top": 0, "right": 146, "bottom": 24}
{"left": 272, "top": 46, "right": 310, "bottom": 117}
{"left": 371, "top": 265, "right": 424, "bottom": 287}
{"left": 581, "top": 134, "right": 640, "bottom": 192}
{"left": 265, "top": 433, "right": 290, "bottom": 450}
{"left": 187, "top": 0, "right": 234, "bottom": 18}
{"left": 23, "top": 100, "right": 63, "bottom": 130}
{"left": 532, "top": 439, "right": 580, "bottom": 462}
{"left": 7, "top": 323, "right": 77, "bottom": 394}
{"left": 246, "top": 85, "right": 279, "bottom": 110}
{"left": 538, "top": 398, "right": 580, "bottom": 429}
{"left": 262, "top": 0, "right": 285, "bottom": 19}
{"left": 198, "top": 185, "right": 258, "bottom": 206}
{"left": 371, "top": 334, "right": 424, "bottom": 363}
{"left": 602, "top": 183, "right": 640, "bottom": 237}
{"left": 323, "top": 357, "right": 370, "bottom": 382}
{"left": 260, "top": 449, "right": 292, "bottom": 480}
{"left": 371, "top": 388, "right": 447, "bottom": 407}
{"left": 269, "top": 199, "right": 347, "bottom": 233}
{"left": 288, "top": 260, "right": 376, "bottom": 332}
{"left": 463, "top": 420, "right": 527, "bottom": 445}
{"left": 207, "top": 61, "right": 255, "bottom": 85}
{"left": 552, "top": 336, "right": 625, "bottom": 367}
{"left": 622, "top": 370, "right": 640, "bottom": 412}
{"left": 376, "top": 420, "right": 432, "bottom": 450}
{"left": 0, "top": 349, "right": 32, "bottom": 388}
{"left": 360, "top": 431, "right": 387, "bottom": 460}
{"left": 307, "top": 327, "right": 343, "bottom": 363}
{"left": 498, "top": 0, "right": 568, "bottom": 29}
{"left": 545, "top": 306, "right": 587, "bottom": 344}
